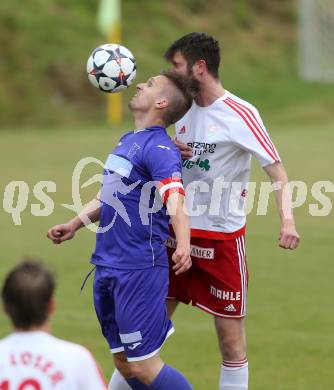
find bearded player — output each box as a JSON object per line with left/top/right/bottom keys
{"left": 162, "top": 32, "right": 300, "bottom": 390}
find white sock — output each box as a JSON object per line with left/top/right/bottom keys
{"left": 108, "top": 369, "right": 132, "bottom": 390}
{"left": 220, "top": 358, "right": 248, "bottom": 390}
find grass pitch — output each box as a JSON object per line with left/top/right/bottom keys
{"left": 0, "top": 121, "right": 333, "bottom": 389}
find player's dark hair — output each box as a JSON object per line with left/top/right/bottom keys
{"left": 1, "top": 261, "right": 55, "bottom": 330}
{"left": 165, "top": 32, "right": 221, "bottom": 79}
{"left": 161, "top": 70, "right": 198, "bottom": 127}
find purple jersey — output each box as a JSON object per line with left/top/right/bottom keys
{"left": 90, "top": 126, "right": 183, "bottom": 270}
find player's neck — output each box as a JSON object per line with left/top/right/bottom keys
{"left": 195, "top": 78, "right": 225, "bottom": 107}
{"left": 14, "top": 321, "right": 51, "bottom": 334}
{"left": 133, "top": 112, "right": 165, "bottom": 130}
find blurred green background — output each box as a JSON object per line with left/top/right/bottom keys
{"left": 1, "top": 0, "right": 333, "bottom": 129}
{"left": 1, "top": 0, "right": 334, "bottom": 389}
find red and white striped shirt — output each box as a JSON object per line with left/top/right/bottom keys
{"left": 175, "top": 90, "right": 280, "bottom": 239}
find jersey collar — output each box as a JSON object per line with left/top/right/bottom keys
{"left": 134, "top": 125, "right": 166, "bottom": 133}
{"left": 146, "top": 125, "right": 166, "bottom": 132}
{"left": 193, "top": 91, "right": 229, "bottom": 110}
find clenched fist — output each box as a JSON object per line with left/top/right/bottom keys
{"left": 47, "top": 223, "right": 76, "bottom": 245}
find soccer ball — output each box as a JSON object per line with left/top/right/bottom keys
{"left": 87, "top": 44, "right": 137, "bottom": 93}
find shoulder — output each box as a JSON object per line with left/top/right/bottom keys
{"left": 52, "top": 337, "right": 101, "bottom": 371}
{"left": 176, "top": 101, "right": 194, "bottom": 124}
{"left": 52, "top": 336, "right": 87, "bottom": 353}
{"left": 145, "top": 131, "right": 179, "bottom": 155}
{"left": 0, "top": 335, "right": 11, "bottom": 349}
{"left": 223, "top": 91, "right": 262, "bottom": 120}
{"left": 220, "top": 91, "right": 267, "bottom": 136}
{"left": 174, "top": 101, "right": 198, "bottom": 134}
{"left": 49, "top": 337, "right": 105, "bottom": 385}
{"left": 45, "top": 335, "right": 91, "bottom": 361}
{"left": 119, "top": 130, "right": 134, "bottom": 141}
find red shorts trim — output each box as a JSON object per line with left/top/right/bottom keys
{"left": 166, "top": 235, "right": 248, "bottom": 318}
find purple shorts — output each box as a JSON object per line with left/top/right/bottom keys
{"left": 93, "top": 265, "right": 174, "bottom": 362}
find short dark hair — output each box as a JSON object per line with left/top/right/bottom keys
{"left": 1, "top": 261, "right": 56, "bottom": 330}
{"left": 165, "top": 32, "right": 221, "bottom": 79}
{"left": 160, "top": 70, "right": 198, "bottom": 127}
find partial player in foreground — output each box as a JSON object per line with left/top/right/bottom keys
{"left": 162, "top": 33, "right": 300, "bottom": 390}
{"left": 0, "top": 260, "right": 107, "bottom": 389}
{"left": 48, "top": 71, "right": 196, "bottom": 389}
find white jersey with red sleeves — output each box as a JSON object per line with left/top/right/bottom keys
{"left": 0, "top": 331, "right": 106, "bottom": 390}
{"left": 176, "top": 90, "right": 280, "bottom": 238}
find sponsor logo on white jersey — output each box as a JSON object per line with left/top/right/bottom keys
{"left": 187, "top": 141, "right": 217, "bottom": 156}
{"left": 210, "top": 285, "right": 241, "bottom": 301}
{"left": 182, "top": 158, "right": 211, "bottom": 171}
{"left": 178, "top": 125, "right": 186, "bottom": 134}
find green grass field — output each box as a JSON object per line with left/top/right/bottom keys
{"left": 0, "top": 118, "right": 333, "bottom": 389}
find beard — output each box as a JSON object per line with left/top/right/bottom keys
{"left": 186, "top": 68, "right": 200, "bottom": 98}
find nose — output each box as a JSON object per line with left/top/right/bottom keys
{"left": 136, "top": 83, "right": 143, "bottom": 90}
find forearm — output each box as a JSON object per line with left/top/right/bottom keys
{"left": 69, "top": 192, "right": 101, "bottom": 231}
{"left": 264, "top": 162, "right": 300, "bottom": 249}
{"left": 264, "top": 162, "right": 294, "bottom": 223}
{"left": 166, "top": 193, "right": 190, "bottom": 246}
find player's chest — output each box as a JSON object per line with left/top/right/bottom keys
{"left": 176, "top": 112, "right": 237, "bottom": 176}
{"left": 113, "top": 136, "right": 143, "bottom": 163}
{"left": 176, "top": 110, "right": 230, "bottom": 147}
{"left": 106, "top": 135, "right": 147, "bottom": 181}
{"left": 177, "top": 113, "right": 232, "bottom": 161}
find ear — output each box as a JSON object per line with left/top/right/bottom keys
{"left": 155, "top": 98, "right": 169, "bottom": 110}
{"left": 193, "top": 59, "right": 206, "bottom": 76}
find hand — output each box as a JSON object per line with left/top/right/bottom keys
{"left": 172, "top": 245, "right": 192, "bottom": 275}
{"left": 173, "top": 137, "right": 192, "bottom": 159}
{"left": 279, "top": 220, "right": 300, "bottom": 250}
{"left": 47, "top": 223, "right": 76, "bottom": 244}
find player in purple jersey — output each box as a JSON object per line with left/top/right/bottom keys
{"left": 47, "top": 71, "right": 197, "bottom": 390}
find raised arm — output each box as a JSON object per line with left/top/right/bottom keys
{"left": 264, "top": 162, "right": 300, "bottom": 250}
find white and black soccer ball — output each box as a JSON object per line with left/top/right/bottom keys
{"left": 87, "top": 44, "right": 136, "bottom": 93}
